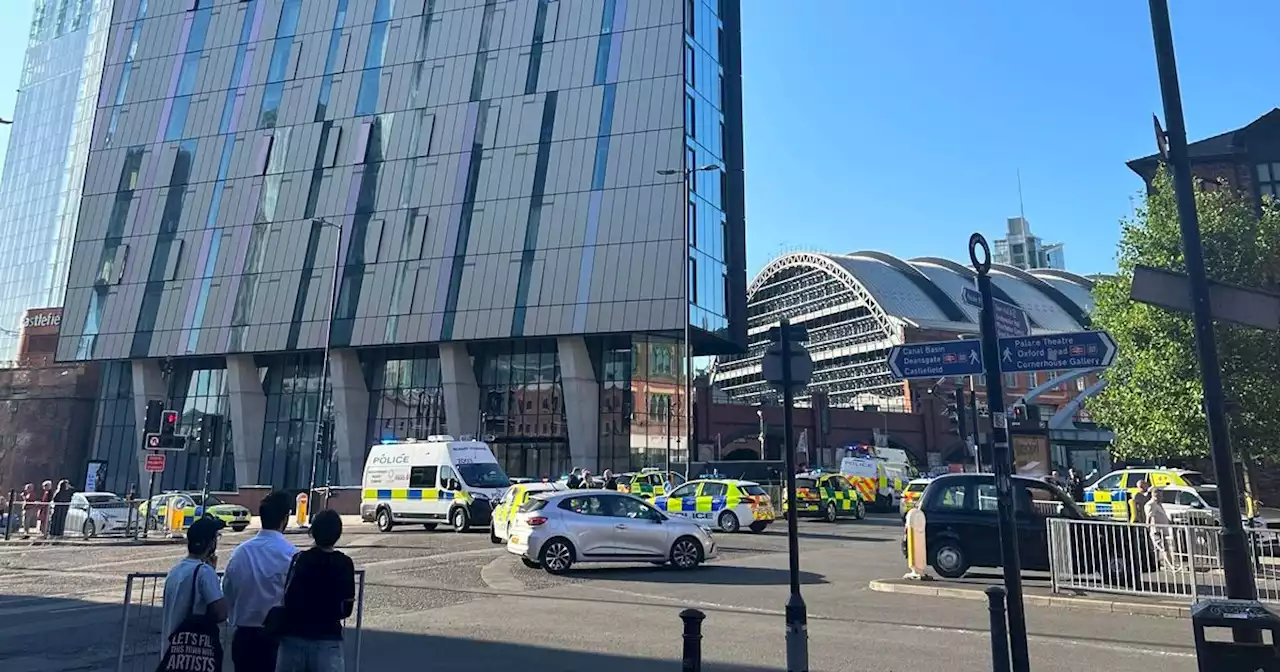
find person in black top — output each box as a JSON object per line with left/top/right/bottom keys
{"left": 275, "top": 510, "right": 355, "bottom": 672}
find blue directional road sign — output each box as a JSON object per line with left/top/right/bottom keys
{"left": 997, "top": 331, "right": 1117, "bottom": 373}
{"left": 887, "top": 340, "right": 984, "bottom": 380}
{"left": 961, "top": 287, "right": 1030, "bottom": 338}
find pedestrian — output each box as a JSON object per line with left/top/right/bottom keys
{"left": 1129, "top": 480, "right": 1151, "bottom": 525}
{"left": 602, "top": 469, "right": 618, "bottom": 491}
{"left": 160, "top": 516, "right": 227, "bottom": 662}
{"left": 275, "top": 510, "right": 356, "bottom": 672}
{"left": 580, "top": 469, "right": 594, "bottom": 488}
{"left": 36, "top": 480, "right": 52, "bottom": 537}
{"left": 1144, "top": 486, "right": 1178, "bottom": 570}
{"left": 565, "top": 468, "right": 582, "bottom": 489}
{"left": 222, "top": 491, "right": 298, "bottom": 672}
{"left": 1067, "top": 468, "right": 1085, "bottom": 502}
{"left": 20, "top": 483, "right": 37, "bottom": 539}
{"left": 48, "top": 479, "right": 74, "bottom": 538}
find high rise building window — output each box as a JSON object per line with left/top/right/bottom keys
{"left": 686, "top": 0, "right": 696, "bottom": 36}
{"left": 685, "top": 94, "right": 697, "bottom": 138}
{"left": 685, "top": 44, "right": 696, "bottom": 86}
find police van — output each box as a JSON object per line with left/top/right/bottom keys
{"left": 361, "top": 436, "right": 511, "bottom": 533}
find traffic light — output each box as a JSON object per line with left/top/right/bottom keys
{"left": 160, "top": 410, "right": 180, "bottom": 436}
{"left": 196, "top": 414, "right": 223, "bottom": 457}
{"left": 1009, "top": 404, "right": 1028, "bottom": 424}
{"left": 144, "top": 400, "right": 164, "bottom": 434}
{"left": 944, "top": 402, "right": 960, "bottom": 435}
{"left": 143, "top": 409, "right": 185, "bottom": 450}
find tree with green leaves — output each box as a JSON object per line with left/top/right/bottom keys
{"left": 1088, "top": 170, "right": 1280, "bottom": 471}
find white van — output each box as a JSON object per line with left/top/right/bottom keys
{"left": 361, "top": 436, "right": 511, "bottom": 533}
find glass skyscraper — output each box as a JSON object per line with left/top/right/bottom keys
{"left": 62, "top": 0, "right": 747, "bottom": 494}
{"left": 0, "top": 0, "right": 112, "bottom": 359}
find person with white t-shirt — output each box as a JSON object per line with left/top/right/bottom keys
{"left": 161, "top": 516, "right": 228, "bottom": 653}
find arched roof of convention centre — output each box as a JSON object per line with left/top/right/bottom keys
{"left": 748, "top": 251, "right": 1095, "bottom": 334}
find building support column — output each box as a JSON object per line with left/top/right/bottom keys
{"left": 225, "top": 355, "right": 265, "bottom": 488}
{"left": 440, "top": 343, "right": 480, "bottom": 438}
{"left": 329, "top": 350, "right": 369, "bottom": 487}
{"left": 557, "top": 336, "right": 600, "bottom": 472}
{"left": 131, "top": 360, "right": 167, "bottom": 493}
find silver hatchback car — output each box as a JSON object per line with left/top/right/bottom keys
{"left": 506, "top": 490, "right": 717, "bottom": 574}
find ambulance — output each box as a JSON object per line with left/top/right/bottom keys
{"left": 839, "top": 447, "right": 916, "bottom": 512}
{"left": 361, "top": 436, "right": 511, "bottom": 533}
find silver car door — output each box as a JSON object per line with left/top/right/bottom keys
{"left": 604, "top": 495, "right": 669, "bottom": 557}
{"left": 560, "top": 495, "right": 613, "bottom": 557}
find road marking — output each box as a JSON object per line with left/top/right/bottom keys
{"left": 478, "top": 555, "right": 525, "bottom": 593}
{"left": 357, "top": 547, "right": 501, "bottom": 569}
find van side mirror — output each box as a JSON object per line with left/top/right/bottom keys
{"left": 1190, "top": 500, "right": 1205, "bottom": 510}
{"left": 448, "top": 479, "right": 461, "bottom": 491}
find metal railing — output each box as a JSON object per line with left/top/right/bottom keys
{"left": 115, "top": 570, "right": 366, "bottom": 672}
{"left": 2, "top": 495, "right": 147, "bottom": 541}
{"left": 1047, "top": 517, "right": 1280, "bottom": 602}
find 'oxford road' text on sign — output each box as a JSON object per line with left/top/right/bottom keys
{"left": 960, "top": 287, "right": 1030, "bottom": 339}
{"left": 887, "top": 340, "right": 984, "bottom": 380}
{"left": 997, "top": 331, "right": 1117, "bottom": 373}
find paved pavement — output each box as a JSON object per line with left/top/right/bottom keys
{"left": 0, "top": 513, "right": 1200, "bottom": 670}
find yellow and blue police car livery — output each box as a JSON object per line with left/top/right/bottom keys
{"left": 616, "top": 468, "right": 673, "bottom": 497}
{"left": 650, "top": 479, "right": 775, "bottom": 533}
{"left": 782, "top": 472, "right": 866, "bottom": 521}
{"left": 1083, "top": 468, "right": 1208, "bottom": 520}
{"left": 141, "top": 492, "right": 251, "bottom": 532}
{"left": 491, "top": 482, "right": 563, "bottom": 543}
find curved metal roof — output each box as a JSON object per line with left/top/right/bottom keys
{"left": 748, "top": 251, "right": 1095, "bottom": 333}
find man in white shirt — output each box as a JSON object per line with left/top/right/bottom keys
{"left": 222, "top": 491, "right": 297, "bottom": 672}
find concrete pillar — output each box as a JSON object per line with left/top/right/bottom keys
{"left": 440, "top": 343, "right": 480, "bottom": 438}
{"left": 226, "top": 355, "right": 266, "bottom": 488}
{"left": 131, "top": 360, "right": 167, "bottom": 492}
{"left": 557, "top": 336, "right": 600, "bottom": 471}
{"left": 328, "top": 350, "right": 369, "bottom": 487}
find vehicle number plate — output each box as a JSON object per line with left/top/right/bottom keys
{"left": 510, "top": 536, "right": 520, "bottom": 544}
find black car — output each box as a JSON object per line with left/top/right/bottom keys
{"left": 914, "top": 473, "right": 1154, "bottom": 582}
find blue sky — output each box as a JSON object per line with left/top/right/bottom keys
{"left": 0, "top": 1, "right": 1275, "bottom": 279}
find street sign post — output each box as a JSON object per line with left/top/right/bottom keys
{"left": 997, "top": 331, "right": 1117, "bottom": 373}
{"left": 887, "top": 340, "right": 983, "bottom": 380}
{"left": 962, "top": 287, "right": 1030, "bottom": 338}
{"left": 144, "top": 453, "right": 166, "bottom": 473}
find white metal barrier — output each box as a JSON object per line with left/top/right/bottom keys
{"left": 115, "top": 570, "right": 366, "bottom": 672}
{"left": 1047, "top": 517, "right": 1280, "bottom": 602}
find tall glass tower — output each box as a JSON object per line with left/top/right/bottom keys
{"left": 0, "top": 0, "right": 112, "bottom": 359}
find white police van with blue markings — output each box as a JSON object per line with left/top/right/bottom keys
{"left": 650, "top": 478, "right": 776, "bottom": 534}
{"left": 361, "top": 436, "right": 510, "bottom": 533}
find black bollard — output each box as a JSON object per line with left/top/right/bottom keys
{"left": 680, "top": 608, "right": 705, "bottom": 672}
{"left": 3, "top": 489, "right": 13, "bottom": 541}
{"left": 986, "top": 586, "right": 1012, "bottom": 672}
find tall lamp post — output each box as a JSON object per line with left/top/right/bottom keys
{"left": 658, "top": 163, "right": 719, "bottom": 474}
{"left": 306, "top": 218, "right": 343, "bottom": 518}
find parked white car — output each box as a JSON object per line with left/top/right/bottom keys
{"left": 68, "top": 492, "right": 138, "bottom": 538}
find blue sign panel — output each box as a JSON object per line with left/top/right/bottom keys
{"left": 887, "top": 340, "right": 984, "bottom": 380}
{"left": 997, "top": 331, "right": 1117, "bottom": 373}
{"left": 961, "top": 287, "right": 1030, "bottom": 338}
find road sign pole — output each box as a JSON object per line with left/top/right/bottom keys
{"left": 142, "top": 449, "right": 156, "bottom": 540}
{"left": 969, "top": 375, "right": 981, "bottom": 472}
{"left": 971, "top": 233, "right": 1029, "bottom": 672}
{"left": 778, "top": 319, "right": 808, "bottom": 672}
{"left": 1148, "top": 0, "right": 1256, "bottom": 611}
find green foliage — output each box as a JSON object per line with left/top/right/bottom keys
{"left": 1087, "top": 170, "right": 1280, "bottom": 462}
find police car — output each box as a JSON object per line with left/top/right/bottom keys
{"left": 1084, "top": 467, "right": 1210, "bottom": 520}
{"left": 650, "top": 478, "right": 775, "bottom": 533}
{"left": 490, "top": 481, "right": 565, "bottom": 544}
{"left": 616, "top": 467, "right": 684, "bottom": 498}
{"left": 782, "top": 472, "right": 866, "bottom": 522}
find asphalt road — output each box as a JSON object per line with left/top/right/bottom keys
{"left": 0, "top": 513, "right": 1199, "bottom": 671}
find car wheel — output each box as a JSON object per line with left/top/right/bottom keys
{"left": 521, "top": 557, "right": 542, "bottom": 570}
{"left": 376, "top": 507, "right": 394, "bottom": 533}
{"left": 854, "top": 500, "right": 866, "bottom": 520}
{"left": 81, "top": 519, "right": 97, "bottom": 539}
{"left": 748, "top": 521, "right": 769, "bottom": 534}
{"left": 539, "top": 538, "right": 575, "bottom": 574}
{"left": 931, "top": 538, "right": 969, "bottom": 579}
{"left": 670, "top": 536, "right": 704, "bottom": 570}
{"left": 824, "top": 502, "right": 839, "bottom": 523}
{"left": 451, "top": 507, "right": 470, "bottom": 533}
{"left": 421, "top": 523, "right": 437, "bottom": 531}
{"left": 231, "top": 525, "right": 248, "bottom": 533}
{"left": 489, "top": 524, "right": 502, "bottom": 544}
{"left": 717, "top": 510, "right": 740, "bottom": 533}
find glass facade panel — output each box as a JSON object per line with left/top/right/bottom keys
{"left": 260, "top": 353, "right": 327, "bottom": 490}
{"left": 0, "top": 0, "right": 110, "bottom": 358}
{"left": 475, "top": 340, "right": 569, "bottom": 480}
{"left": 686, "top": 0, "right": 729, "bottom": 341}
{"left": 365, "top": 347, "right": 447, "bottom": 445}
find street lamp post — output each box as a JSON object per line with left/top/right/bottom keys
{"left": 658, "top": 163, "right": 718, "bottom": 474}
{"left": 306, "top": 218, "right": 343, "bottom": 519}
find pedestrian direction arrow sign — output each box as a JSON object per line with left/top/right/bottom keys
{"left": 887, "top": 340, "right": 984, "bottom": 380}
{"left": 961, "top": 287, "right": 1030, "bottom": 338}
{"left": 997, "top": 331, "right": 1117, "bottom": 373}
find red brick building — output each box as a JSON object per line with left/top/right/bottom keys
{"left": 1128, "top": 108, "right": 1280, "bottom": 203}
